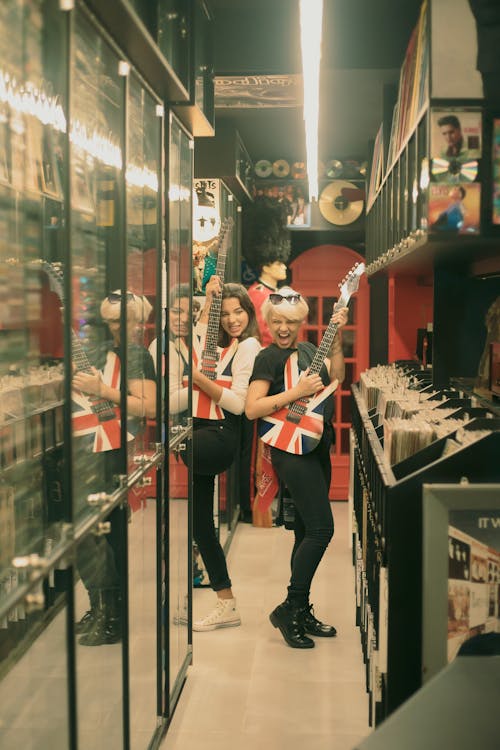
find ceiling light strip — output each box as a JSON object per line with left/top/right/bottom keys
{"left": 299, "top": 0, "right": 323, "bottom": 202}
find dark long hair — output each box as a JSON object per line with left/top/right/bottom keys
{"left": 218, "top": 283, "right": 260, "bottom": 347}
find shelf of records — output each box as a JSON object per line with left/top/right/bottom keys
{"left": 365, "top": 105, "right": 500, "bottom": 275}
{"left": 350, "top": 363, "right": 500, "bottom": 723}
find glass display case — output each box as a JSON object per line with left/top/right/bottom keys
{"left": 166, "top": 111, "right": 193, "bottom": 712}
{"left": 0, "top": 2, "right": 192, "bottom": 749}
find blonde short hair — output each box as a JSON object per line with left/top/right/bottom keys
{"left": 100, "top": 290, "right": 153, "bottom": 323}
{"left": 262, "top": 286, "right": 309, "bottom": 323}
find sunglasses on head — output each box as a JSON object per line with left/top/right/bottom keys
{"left": 107, "top": 292, "right": 135, "bottom": 304}
{"left": 269, "top": 293, "right": 301, "bottom": 306}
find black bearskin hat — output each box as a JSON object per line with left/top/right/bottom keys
{"left": 242, "top": 196, "right": 291, "bottom": 271}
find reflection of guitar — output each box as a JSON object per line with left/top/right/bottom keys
{"left": 36, "top": 260, "right": 126, "bottom": 452}
{"left": 192, "top": 218, "right": 235, "bottom": 419}
{"left": 258, "top": 263, "right": 365, "bottom": 455}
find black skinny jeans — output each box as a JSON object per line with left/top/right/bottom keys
{"left": 271, "top": 429, "right": 334, "bottom": 605}
{"left": 192, "top": 418, "right": 237, "bottom": 591}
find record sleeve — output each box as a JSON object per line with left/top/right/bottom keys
{"left": 430, "top": 109, "right": 482, "bottom": 161}
{"left": 428, "top": 183, "right": 480, "bottom": 235}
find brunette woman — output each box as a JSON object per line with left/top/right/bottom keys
{"left": 187, "top": 277, "right": 261, "bottom": 630}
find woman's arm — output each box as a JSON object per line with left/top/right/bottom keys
{"left": 197, "top": 274, "right": 222, "bottom": 324}
{"left": 169, "top": 341, "right": 189, "bottom": 414}
{"left": 217, "top": 337, "right": 261, "bottom": 415}
{"left": 245, "top": 369, "right": 325, "bottom": 421}
{"left": 73, "top": 367, "right": 156, "bottom": 419}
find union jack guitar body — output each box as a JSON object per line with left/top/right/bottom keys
{"left": 35, "top": 260, "right": 128, "bottom": 452}
{"left": 258, "top": 262, "right": 365, "bottom": 455}
{"left": 192, "top": 217, "right": 235, "bottom": 420}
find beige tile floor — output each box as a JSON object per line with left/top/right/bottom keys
{"left": 162, "top": 502, "right": 372, "bottom": 750}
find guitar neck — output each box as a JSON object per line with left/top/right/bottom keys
{"left": 71, "top": 330, "right": 117, "bottom": 415}
{"left": 309, "top": 293, "right": 349, "bottom": 374}
{"left": 71, "top": 329, "right": 95, "bottom": 373}
{"left": 201, "top": 221, "right": 232, "bottom": 361}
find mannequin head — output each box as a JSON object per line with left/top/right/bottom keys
{"left": 242, "top": 196, "right": 290, "bottom": 285}
{"left": 260, "top": 259, "right": 288, "bottom": 288}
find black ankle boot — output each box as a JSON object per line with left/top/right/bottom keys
{"left": 300, "top": 603, "right": 337, "bottom": 637}
{"left": 269, "top": 601, "right": 315, "bottom": 649}
{"left": 75, "top": 590, "right": 99, "bottom": 634}
{"left": 79, "top": 589, "right": 122, "bottom": 646}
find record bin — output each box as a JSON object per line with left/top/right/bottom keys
{"left": 350, "top": 375, "right": 500, "bottom": 725}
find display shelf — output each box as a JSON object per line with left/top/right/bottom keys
{"left": 195, "top": 123, "right": 254, "bottom": 202}
{"left": 83, "top": 0, "right": 191, "bottom": 104}
{"left": 350, "top": 380, "right": 500, "bottom": 725}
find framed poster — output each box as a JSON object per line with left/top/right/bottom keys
{"left": 422, "top": 483, "right": 500, "bottom": 683}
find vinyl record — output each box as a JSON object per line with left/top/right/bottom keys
{"left": 431, "top": 157, "right": 478, "bottom": 183}
{"left": 325, "top": 159, "right": 343, "bottom": 179}
{"left": 291, "top": 161, "right": 306, "bottom": 179}
{"left": 318, "top": 180, "right": 364, "bottom": 226}
{"left": 255, "top": 159, "right": 273, "bottom": 178}
{"left": 272, "top": 159, "right": 290, "bottom": 178}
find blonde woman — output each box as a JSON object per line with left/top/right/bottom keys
{"left": 245, "top": 287, "right": 348, "bottom": 649}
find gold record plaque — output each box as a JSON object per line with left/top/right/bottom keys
{"left": 318, "top": 180, "right": 364, "bottom": 225}
{"left": 272, "top": 159, "right": 290, "bottom": 177}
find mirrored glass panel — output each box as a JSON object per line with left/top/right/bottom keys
{"left": 75, "top": 520, "right": 124, "bottom": 749}
{"left": 167, "top": 114, "right": 192, "bottom": 708}
{"left": 70, "top": 10, "right": 125, "bottom": 749}
{"left": 0, "top": 0, "right": 68, "bottom": 621}
{"left": 0, "top": 579, "right": 70, "bottom": 750}
{"left": 126, "top": 73, "right": 161, "bottom": 747}
{"left": 70, "top": 10, "right": 125, "bottom": 526}
{"left": 158, "top": 0, "right": 190, "bottom": 90}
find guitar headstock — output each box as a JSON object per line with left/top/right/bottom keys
{"left": 28, "top": 258, "right": 65, "bottom": 301}
{"left": 338, "top": 262, "right": 365, "bottom": 299}
{"left": 214, "top": 217, "right": 234, "bottom": 277}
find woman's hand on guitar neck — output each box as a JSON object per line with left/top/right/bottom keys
{"left": 73, "top": 367, "right": 103, "bottom": 397}
{"left": 294, "top": 368, "right": 324, "bottom": 398}
{"left": 198, "top": 275, "right": 223, "bottom": 324}
{"left": 330, "top": 306, "right": 349, "bottom": 328}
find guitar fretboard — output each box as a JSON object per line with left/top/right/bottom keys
{"left": 200, "top": 219, "right": 233, "bottom": 379}
{"left": 287, "top": 293, "right": 349, "bottom": 419}
{"left": 72, "top": 330, "right": 117, "bottom": 419}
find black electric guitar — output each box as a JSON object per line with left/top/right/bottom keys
{"left": 258, "top": 262, "right": 365, "bottom": 455}
{"left": 192, "top": 218, "right": 235, "bottom": 419}
{"left": 35, "top": 260, "right": 126, "bottom": 452}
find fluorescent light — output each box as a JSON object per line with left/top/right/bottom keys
{"left": 299, "top": 0, "right": 323, "bottom": 201}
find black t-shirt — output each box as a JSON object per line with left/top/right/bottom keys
{"left": 250, "top": 342, "right": 335, "bottom": 423}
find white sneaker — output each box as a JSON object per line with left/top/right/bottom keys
{"left": 172, "top": 595, "right": 188, "bottom": 626}
{"left": 192, "top": 597, "right": 241, "bottom": 631}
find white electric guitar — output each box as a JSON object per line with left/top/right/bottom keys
{"left": 258, "top": 262, "right": 365, "bottom": 454}
{"left": 192, "top": 218, "right": 236, "bottom": 419}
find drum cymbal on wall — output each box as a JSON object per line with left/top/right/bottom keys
{"left": 318, "top": 180, "right": 364, "bottom": 225}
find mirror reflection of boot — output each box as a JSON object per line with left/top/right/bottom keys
{"left": 79, "top": 589, "right": 122, "bottom": 646}
{"left": 75, "top": 589, "right": 99, "bottom": 634}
